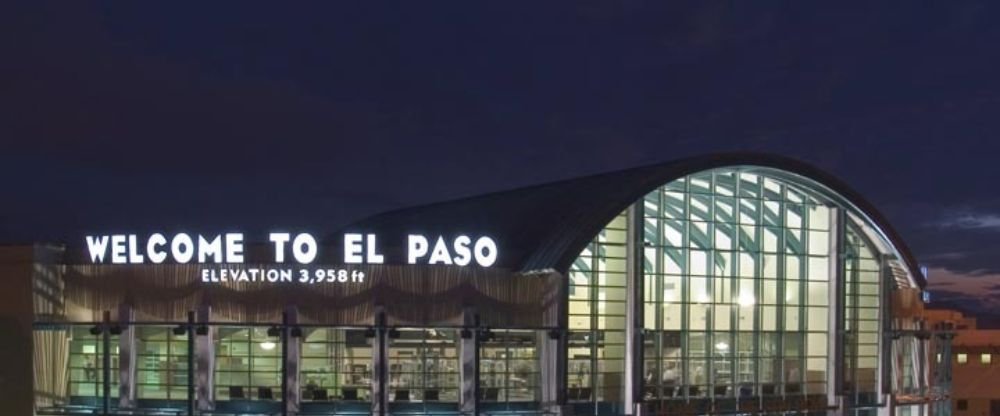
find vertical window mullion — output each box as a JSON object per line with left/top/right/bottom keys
{"left": 589, "top": 242, "right": 599, "bottom": 410}
{"left": 655, "top": 190, "right": 664, "bottom": 400}
{"left": 776, "top": 181, "right": 786, "bottom": 397}
{"left": 681, "top": 181, "right": 691, "bottom": 398}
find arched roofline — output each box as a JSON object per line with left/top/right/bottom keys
{"left": 345, "top": 152, "right": 925, "bottom": 288}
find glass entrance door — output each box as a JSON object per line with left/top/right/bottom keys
{"left": 213, "top": 326, "right": 282, "bottom": 414}
{"left": 300, "top": 328, "right": 372, "bottom": 414}
{"left": 479, "top": 330, "right": 541, "bottom": 412}
{"left": 387, "top": 328, "right": 460, "bottom": 413}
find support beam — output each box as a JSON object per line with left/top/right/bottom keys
{"left": 186, "top": 311, "right": 195, "bottom": 416}
{"left": 459, "top": 308, "right": 478, "bottom": 415}
{"left": 196, "top": 305, "right": 215, "bottom": 412}
{"left": 102, "top": 311, "right": 111, "bottom": 415}
{"left": 540, "top": 270, "right": 568, "bottom": 416}
{"left": 540, "top": 328, "right": 568, "bottom": 415}
{"left": 117, "top": 304, "right": 136, "bottom": 409}
{"left": 880, "top": 255, "right": 892, "bottom": 397}
{"left": 829, "top": 207, "right": 845, "bottom": 415}
{"left": 878, "top": 254, "right": 894, "bottom": 415}
{"left": 624, "top": 203, "right": 644, "bottom": 415}
{"left": 283, "top": 307, "right": 301, "bottom": 416}
{"left": 372, "top": 306, "right": 388, "bottom": 416}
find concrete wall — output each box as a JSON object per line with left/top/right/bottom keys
{"left": 0, "top": 246, "right": 42, "bottom": 415}
{"left": 952, "top": 398, "right": 993, "bottom": 416}
{"left": 951, "top": 349, "right": 1000, "bottom": 416}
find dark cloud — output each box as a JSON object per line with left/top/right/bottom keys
{"left": 936, "top": 213, "right": 1000, "bottom": 231}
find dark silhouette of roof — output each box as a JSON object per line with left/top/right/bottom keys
{"left": 343, "top": 152, "right": 925, "bottom": 287}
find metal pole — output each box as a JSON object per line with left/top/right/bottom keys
{"left": 281, "top": 311, "right": 289, "bottom": 416}
{"left": 102, "top": 310, "right": 111, "bottom": 415}
{"left": 187, "top": 311, "right": 195, "bottom": 416}
{"left": 625, "top": 202, "right": 644, "bottom": 414}
{"left": 473, "top": 314, "right": 481, "bottom": 416}
{"left": 376, "top": 309, "right": 387, "bottom": 416}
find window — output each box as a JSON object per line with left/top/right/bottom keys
{"left": 135, "top": 326, "right": 189, "bottom": 400}
{"left": 957, "top": 353, "right": 967, "bottom": 364}
{"left": 633, "top": 169, "right": 837, "bottom": 400}
{"left": 301, "top": 329, "right": 371, "bottom": 401}
{"left": 569, "top": 211, "right": 628, "bottom": 402}
{"left": 982, "top": 353, "right": 992, "bottom": 364}
{"left": 68, "top": 326, "right": 120, "bottom": 398}
{"left": 214, "top": 327, "right": 282, "bottom": 401}
{"left": 480, "top": 330, "right": 540, "bottom": 402}
{"left": 388, "top": 329, "right": 459, "bottom": 403}
{"left": 957, "top": 399, "right": 968, "bottom": 410}
{"left": 936, "top": 353, "right": 941, "bottom": 363}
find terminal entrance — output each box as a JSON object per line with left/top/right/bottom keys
{"left": 479, "top": 330, "right": 541, "bottom": 412}
{"left": 298, "top": 328, "right": 373, "bottom": 414}
{"left": 387, "top": 328, "right": 460, "bottom": 413}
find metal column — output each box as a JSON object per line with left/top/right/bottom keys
{"left": 878, "top": 254, "right": 894, "bottom": 416}
{"left": 460, "top": 308, "right": 479, "bottom": 415}
{"left": 102, "top": 311, "right": 111, "bottom": 415}
{"left": 372, "top": 307, "right": 388, "bottom": 416}
{"left": 196, "top": 305, "right": 215, "bottom": 412}
{"left": 118, "top": 304, "right": 137, "bottom": 409}
{"left": 540, "top": 270, "right": 569, "bottom": 416}
{"left": 186, "top": 311, "right": 195, "bottom": 416}
{"left": 829, "top": 207, "right": 846, "bottom": 415}
{"left": 625, "top": 203, "right": 645, "bottom": 415}
{"left": 282, "top": 309, "right": 301, "bottom": 416}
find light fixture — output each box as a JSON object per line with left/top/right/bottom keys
{"left": 260, "top": 341, "right": 277, "bottom": 351}
{"left": 715, "top": 341, "right": 729, "bottom": 351}
{"left": 266, "top": 326, "right": 281, "bottom": 337}
{"left": 479, "top": 328, "right": 494, "bottom": 341}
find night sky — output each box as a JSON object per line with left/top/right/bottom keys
{"left": 2, "top": 3, "right": 1000, "bottom": 321}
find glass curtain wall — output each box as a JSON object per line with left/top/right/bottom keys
{"left": 480, "top": 330, "right": 541, "bottom": 406}
{"left": 32, "top": 324, "right": 121, "bottom": 411}
{"left": 387, "top": 328, "right": 460, "bottom": 410}
{"left": 301, "top": 328, "right": 372, "bottom": 402}
{"left": 214, "top": 326, "right": 282, "bottom": 402}
{"left": 575, "top": 168, "right": 854, "bottom": 413}
{"left": 68, "top": 326, "right": 120, "bottom": 406}
{"left": 639, "top": 170, "right": 833, "bottom": 401}
{"left": 569, "top": 212, "right": 628, "bottom": 411}
{"left": 135, "top": 326, "right": 190, "bottom": 402}
{"left": 843, "top": 227, "right": 882, "bottom": 413}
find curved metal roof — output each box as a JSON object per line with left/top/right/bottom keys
{"left": 343, "top": 152, "right": 925, "bottom": 288}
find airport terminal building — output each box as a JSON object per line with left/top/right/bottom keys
{"left": 2, "top": 154, "right": 951, "bottom": 415}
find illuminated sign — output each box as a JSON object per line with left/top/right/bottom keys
{"left": 84, "top": 232, "right": 498, "bottom": 267}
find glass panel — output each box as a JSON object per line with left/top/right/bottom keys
{"left": 576, "top": 168, "right": 845, "bottom": 406}
{"left": 390, "top": 329, "right": 459, "bottom": 404}
{"left": 480, "top": 330, "right": 539, "bottom": 403}
{"left": 214, "top": 326, "right": 282, "bottom": 401}
{"left": 136, "top": 326, "right": 190, "bottom": 400}
{"left": 302, "top": 329, "right": 372, "bottom": 401}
